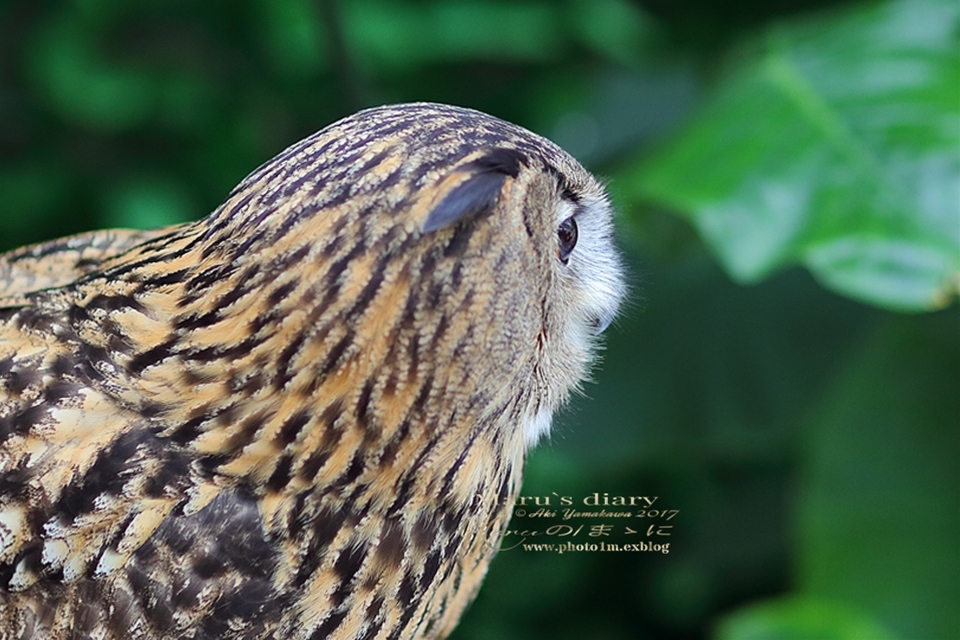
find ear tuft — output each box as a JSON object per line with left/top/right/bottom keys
{"left": 422, "top": 148, "right": 527, "bottom": 233}
{"left": 464, "top": 147, "right": 526, "bottom": 178}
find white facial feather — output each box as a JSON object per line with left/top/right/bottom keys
{"left": 524, "top": 183, "right": 624, "bottom": 448}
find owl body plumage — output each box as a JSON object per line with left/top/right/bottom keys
{"left": 0, "top": 103, "right": 624, "bottom": 639}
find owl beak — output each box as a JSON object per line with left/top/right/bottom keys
{"left": 593, "top": 311, "right": 616, "bottom": 335}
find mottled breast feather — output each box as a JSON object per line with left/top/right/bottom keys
{"left": 0, "top": 103, "right": 625, "bottom": 639}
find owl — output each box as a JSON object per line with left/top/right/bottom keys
{"left": 0, "top": 103, "right": 625, "bottom": 639}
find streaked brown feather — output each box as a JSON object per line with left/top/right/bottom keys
{"left": 0, "top": 103, "right": 624, "bottom": 639}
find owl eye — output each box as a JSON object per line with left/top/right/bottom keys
{"left": 557, "top": 216, "right": 578, "bottom": 264}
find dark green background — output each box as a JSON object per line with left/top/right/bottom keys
{"left": 1, "top": 1, "right": 957, "bottom": 639}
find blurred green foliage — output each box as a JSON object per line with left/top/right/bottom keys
{"left": 0, "top": 0, "right": 957, "bottom": 639}
{"left": 629, "top": 0, "right": 959, "bottom": 311}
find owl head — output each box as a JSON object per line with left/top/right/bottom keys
{"left": 143, "top": 102, "right": 625, "bottom": 452}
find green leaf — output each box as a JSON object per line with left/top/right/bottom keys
{"left": 625, "top": 0, "right": 960, "bottom": 312}
{"left": 795, "top": 312, "right": 960, "bottom": 640}
{"left": 344, "top": 0, "right": 563, "bottom": 69}
{"left": 567, "top": 0, "right": 652, "bottom": 66}
{"left": 0, "top": 164, "right": 71, "bottom": 234}
{"left": 253, "top": 0, "right": 326, "bottom": 77}
{"left": 716, "top": 596, "right": 900, "bottom": 640}
{"left": 102, "top": 176, "right": 195, "bottom": 230}
{"left": 28, "top": 11, "right": 155, "bottom": 131}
